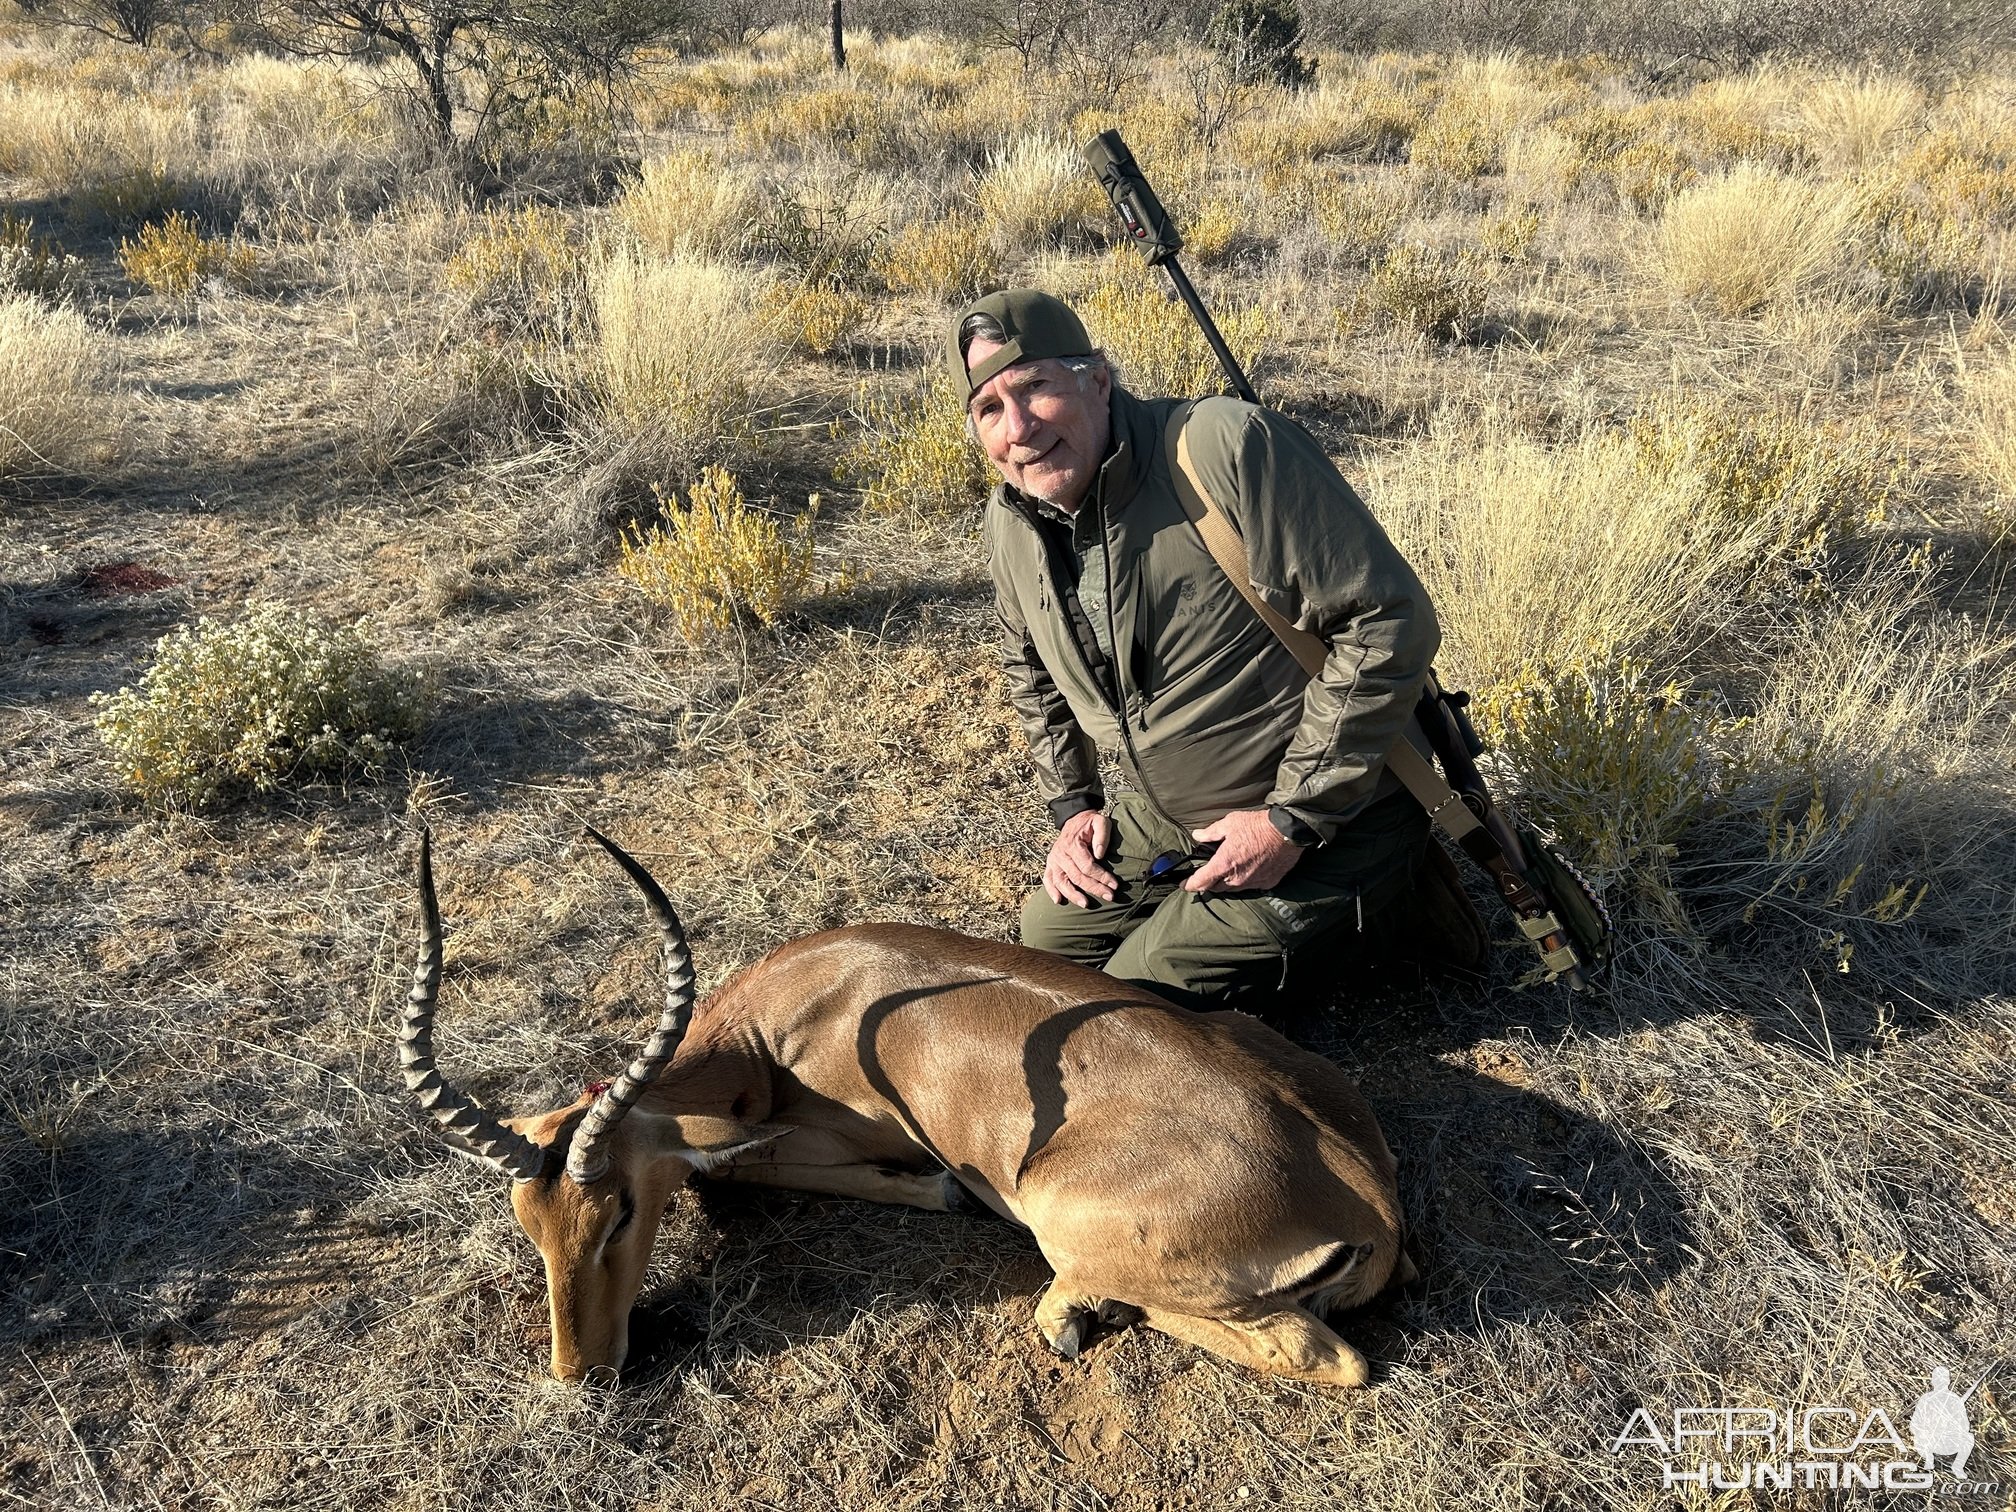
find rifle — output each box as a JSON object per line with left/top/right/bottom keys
{"left": 1084, "top": 128, "right": 1611, "bottom": 990}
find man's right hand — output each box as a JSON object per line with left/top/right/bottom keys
{"left": 1043, "top": 809, "right": 1118, "bottom": 907}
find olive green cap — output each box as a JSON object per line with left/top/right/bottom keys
{"left": 947, "top": 288, "right": 1094, "bottom": 402}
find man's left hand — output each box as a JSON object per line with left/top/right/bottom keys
{"left": 1183, "top": 810, "right": 1303, "bottom": 894}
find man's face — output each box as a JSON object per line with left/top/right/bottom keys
{"left": 965, "top": 343, "right": 1113, "bottom": 513}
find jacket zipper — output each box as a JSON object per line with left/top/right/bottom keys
{"left": 1096, "top": 489, "right": 1182, "bottom": 832}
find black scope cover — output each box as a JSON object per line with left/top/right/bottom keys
{"left": 1084, "top": 130, "right": 1183, "bottom": 266}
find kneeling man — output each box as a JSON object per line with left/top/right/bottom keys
{"left": 955, "top": 287, "right": 1447, "bottom": 1010}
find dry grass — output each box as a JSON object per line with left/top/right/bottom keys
{"left": 975, "top": 133, "right": 1107, "bottom": 255}
{"left": 578, "top": 247, "right": 784, "bottom": 487}
{"left": 1, "top": 30, "right": 2012, "bottom": 1512}
{"left": 1960, "top": 343, "right": 2016, "bottom": 508}
{"left": 1650, "top": 163, "right": 1860, "bottom": 315}
{"left": 617, "top": 149, "right": 766, "bottom": 260}
{"left": 0, "top": 292, "right": 109, "bottom": 478}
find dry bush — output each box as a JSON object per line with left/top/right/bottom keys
{"left": 1908, "top": 129, "right": 2016, "bottom": 230}
{"left": 1375, "top": 410, "right": 1999, "bottom": 987}
{"left": 1609, "top": 140, "right": 1697, "bottom": 213}
{"left": 0, "top": 210, "right": 85, "bottom": 301}
{"left": 1852, "top": 179, "right": 1981, "bottom": 311}
{"left": 1650, "top": 163, "right": 1858, "bottom": 315}
{"left": 1501, "top": 126, "right": 1585, "bottom": 202}
{"left": 1795, "top": 74, "right": 1920, "bottom": 172}
{"left": 743, "top": 164, "right": 899, "bottom": 290}
{"left": 1073, "top": 252, "right": 1275, "bottom": 399}
{"left": 578, "top": 248, "right": 784, "bottom": 486}
{"left": 443, "top": 204, "right": 584, "bottom": 336}
{"left": 616, "top": 467, "right": 840, "bottom": 642}
{"left": 975, "top": 134, "right": 1107, "bottom": 256}
{"left": 778, "top": 281, "right": 870, "bottom": 355}
{"left": 0, "top": 292, "right": 109, "bottom": 479}
{"left": 1628, "top": 397, "right": 1901, "bottom": 563}
{"left": 1707, "top": 570, "right": 2016, "bottom": 988}
{"left": 1369, "top": 412, "right": 1775, "bottom": 690}
{"left": 1481, "top": 205, "right": 1542, "bottom": 260}
{"left": 1358, "top": 244, "right": 1488, "bottom": 341}
{"left": 0, "top": 81, "right": 191, "bottom": 217}
{"left": 1172, "top": 195, "right": 1244, "bottom": 265}
{"left": 618, "top": 149, "right": 766, "bottom": 259}
{"left": 734, "top": 82, "right": 893, "bottom": 165}
{"left": 1285, "top": 174, "right": 1410, "bottom": 265}
{"left": 874, "top": 213, "right": 1002, "bottom": 302}
{"left": 835, "top": 375, "right": 990, "bottom": 516}
{"left": 1409, "top": 101, "right": 1502, "bottom": 183}
{"left": 90, "top": 603, "right": 424, "bottom": 810}
{"left": 197, "top": 56, "right": 423, "bottom": 222}
{"left": 1670, "top": 69, "right": 1813, "bottom": 171}
{"left": 119, "top": 210, "right": 257, "bottom": 297}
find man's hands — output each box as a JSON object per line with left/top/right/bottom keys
{"left": 1043, "top": 808, "right": 1118, "bottom": 907}
{"left": 1183, "top": 809, "right": 1303, "bottom": 894}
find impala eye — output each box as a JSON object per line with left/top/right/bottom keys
{"left": 608, "top": 1189, "right": 636, "bottom": 1242}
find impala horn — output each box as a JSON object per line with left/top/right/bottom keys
{"left": 565, "top": 827, "right": 699, "bottom": 1185}
{"left": 399, "top": 830, "right": 547, "bottom": 1182}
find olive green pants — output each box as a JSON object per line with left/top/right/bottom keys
{"left": 1018, "top": 789, "right": 1429, "bottom": 1011}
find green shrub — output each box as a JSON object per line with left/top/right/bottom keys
{"left": 1477, "top": 657, "right": 1736, "bottom": 937}
{"left": 92, "top": 603, "right": 424, "bottom": 809}
{"left": 1207, "top": 0, "right": 1314, "bottom": 88}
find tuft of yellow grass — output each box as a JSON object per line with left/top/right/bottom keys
{"left": 1796, "top": 75, "right": 1920, "bottom": 172}
{"left": 975, "top": 134, "right": 1106, "bottom": 255}
{"left": 1073, "top": 252, "right": 1274, "bottom": 399}
{"left": 874, "top": 213, "right": 1001, "bottom": 302}
{"left": 836, "top": 376, "right": 990, "bottom": 516}
{"left": 1368, "top": 410, "right": 1786, "bottom": 687}
{"left": 1651, "top": 163, "right": 1857, "bottom": 315}
{"left": 618, "top": 150, "right": 766, "bottom": 259}
{"left": 0, "top": 293, "right": 109, "bottom": 479}
{"left": 583, "top": 248, "right": 783, "bottom": 478}
{"left": 119, "top": 211, "right": 257, "bottom": 297}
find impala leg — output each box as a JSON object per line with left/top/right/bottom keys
{"left": 716, "top": 1160, "right": 965, "bottom": 1212}
{"left": 1140, "top": 1305, "right": 1371, "bottom": 1387}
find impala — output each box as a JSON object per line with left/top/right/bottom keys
{"left": 398, "top": 828, "right": 1412, "bottom": 1386}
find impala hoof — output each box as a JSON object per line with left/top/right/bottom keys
{"left": 1045, "top": 1317, "right": 1086, "bottom": 1360}
{"left": 940, "top": 1171, "right": 980, "bottom": 1214}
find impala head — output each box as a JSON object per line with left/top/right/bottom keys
{"left": 399, "top": 827, "right": 749, "bottom": 1382}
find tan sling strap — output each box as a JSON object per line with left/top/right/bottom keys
{"left": 1163, "top": 406, "right": 1603, "bottom": 986}
{"left": 1164, "top": 410, "right": 1490, "bottom": 854}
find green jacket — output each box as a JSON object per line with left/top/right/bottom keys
{"left": 983, "top": 386, "right": 1439, "bottom": 846}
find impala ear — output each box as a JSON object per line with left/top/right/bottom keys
{"left": 641, "top": 1113, "right": 788, "bottom": 1173}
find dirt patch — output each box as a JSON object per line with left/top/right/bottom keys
{"left": 78, "top": 561, "right": 182, "bottom": 598}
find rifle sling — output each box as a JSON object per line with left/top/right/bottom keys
{"left": 1166, "top": 411, "right": 1492, "bottom": 859}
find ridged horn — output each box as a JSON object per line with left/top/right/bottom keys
{"left": 398, "top": 829, "right": 547, "bottom": 1182}
{"left": 566, "top": 827, "right": 699, "bottom": 1185}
